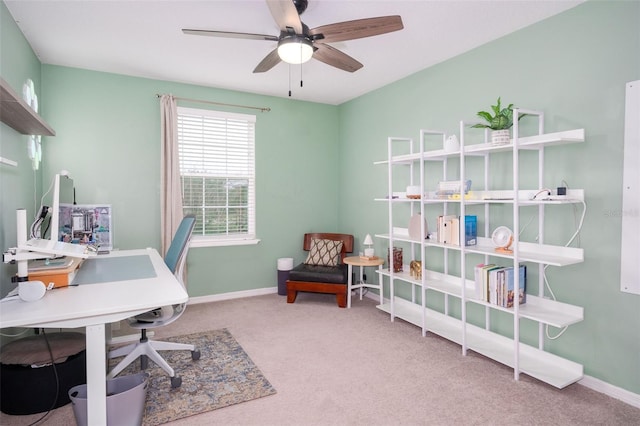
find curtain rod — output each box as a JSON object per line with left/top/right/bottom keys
{"left": 156, "top": 93, "right": 270, "bottom": 113}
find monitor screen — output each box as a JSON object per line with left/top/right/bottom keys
{"left": 49, "top": 174, "right": 75, "bottom": 241}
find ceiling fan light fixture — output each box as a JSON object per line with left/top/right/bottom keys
{"left": 277, "top": 36, "right": 313, "bottom": 64}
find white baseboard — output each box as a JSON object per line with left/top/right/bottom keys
{"left": 361, "top": 292, "right": 640, "bottom": 408}
{"left": 188, "top": 286, "right": 278, "bottom": 305}
{"left": 579, "top": 375, "right": 640, "bottom": 409}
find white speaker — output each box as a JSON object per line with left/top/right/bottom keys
{"left": 19, "top": 280, "right": 46, "bottom": 302}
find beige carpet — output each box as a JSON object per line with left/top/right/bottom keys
{"left": 109, "top": 329, "right": 276, "bottom": 425}
{"left": 2, "top": 292, "right": 639, "bottom": 425}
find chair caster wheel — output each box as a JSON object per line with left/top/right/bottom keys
{"left": 171, "top": 376, "right": 182, "bottom": 388}
{"left": 191, "top": 350, "right": 201, "bottom": 360}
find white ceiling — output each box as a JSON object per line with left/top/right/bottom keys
{"left": 5, "top": 0, "right": 584, "bottom": 105}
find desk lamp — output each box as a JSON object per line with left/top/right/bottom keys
{"left": 363, "top": 234, "right": 374, "bottom": 257}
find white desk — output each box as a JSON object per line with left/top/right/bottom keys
{"left": 0, "top": 248, "right": 188, "bottom": 426}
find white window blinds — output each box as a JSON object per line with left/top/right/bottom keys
{"left": 177, "top": 107, "right": 256, "bottom": 241}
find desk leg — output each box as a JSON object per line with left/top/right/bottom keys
{"left": 347, "top": 264, "right": 353, "bottom": 309}
{"left": 86, "top": 323, "right": 107, "bottom": 426}
{"left": 359, "top": 265, "right": 365, "bottom": 301}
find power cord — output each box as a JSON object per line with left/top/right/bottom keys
{"left": 26, "top": 329, "right": 60, "bottom": 426}
{"left": 544, "top": 197, "right": 586, "bottom": 340}
{"left": 30, "top": 175, "right": 56, "bottom": 239}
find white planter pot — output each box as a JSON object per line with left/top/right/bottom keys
{"left": 444, "top": 135, "right": 459, "bottom": 152}
{"left": 491, "top": 129, "right": 511, "bottom": 145}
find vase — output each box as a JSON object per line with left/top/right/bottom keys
{"left": 490, "top": 129, "right": 511, "bottom": 145}
{"left": 444, "top": 134, "right": 459, "bottom": 152}
{"left": 387, "top": 247, "right": 403, "bottom": 273}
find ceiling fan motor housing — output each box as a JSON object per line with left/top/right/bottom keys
{"left": 293, "top": 0, "right": 308, "bottom": 15}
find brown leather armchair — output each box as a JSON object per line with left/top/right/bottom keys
{"left": 286, "top": 233, "right": 354, "bottom": 308}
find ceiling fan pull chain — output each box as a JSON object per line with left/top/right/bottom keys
{"left": 300, "top": 61, "right": 303, "bottom": 88}
{"left": 288, "top": 64, "right": 292, "bottom": 97}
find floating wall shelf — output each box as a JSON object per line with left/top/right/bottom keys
{"left": 0, "top": 77, "right": 55, "bottom": 136}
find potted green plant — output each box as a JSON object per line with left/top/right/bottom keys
{"left": 471, "top": 97, "right": 526, "bottom": 145}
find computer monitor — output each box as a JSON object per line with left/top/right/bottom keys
{"left": 49, "top": 173, "right": 75, "bottom": 242}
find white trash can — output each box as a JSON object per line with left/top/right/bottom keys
{"left": 68, "top": 372, "right": 149, "bottom": 426}
{"left": 277, "top": 257, "right": 294, "bottom": 296}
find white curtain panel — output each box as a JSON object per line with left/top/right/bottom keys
{"left": 160, "top": 94, "right": 184, "bottom": 257}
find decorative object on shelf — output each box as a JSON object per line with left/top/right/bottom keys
{"left": 388, "top": 247, "right": 403, "bottom": 272}
{"left": 363, "top": 234, "right": 375, "bottom": 257}
{"left": 1, "top": 77, "right": 55, "bottom": 136}
{"left": 436, "top": 179, "right": 471, "bottom": 198}
{"left": 492, "top": 226, "right": 514, "bottom": 254}
{"left": 27, "top": 135, "right": 42, "bottom": 170}
{"left": 408, "top": 213, "right": 428, "bottom": 240}
{"left": 470, "top": 97, "right": 527, "bottom": 145}
{"left": 443, "top": 134, "right": 459, "bottom": 152}
{"left": 409, "top": 260, "right": 422, "bottom": 279}
{"left": 22, "top": 79, "right": 34, "bottom": 106}
{"left": 406, "top": 185, "right": 421, "bottom": 199}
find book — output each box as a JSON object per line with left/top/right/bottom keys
{"left": 449, "top": 217, "right": 460, "bottom": 246}
{"left": 488, "top": 268, "right": 499, "bottom": 305}
{"left": 481, "top": 264, "right": 500, "bottom": 302}
{"left": 437, "top": 215, "right": 476, "bottom": 246}
{"left": 504, "top": 265, "right": 527, "bottom": 308}
{"left": 437, "top": 215, "right": 456, "bottom": 244}
{"left": 464, "top": 215, "right": 477, "bottom": 246}
{"left": 473, "top": 263, "right": 486, "bottom": 300}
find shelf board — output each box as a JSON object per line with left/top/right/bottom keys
{"left": 0, "top": 77, "right": 55, "bottom": 136}
{"left": 378, "top": 269, "right": 583, "bottom": 328}
{"left": 375, "top": 233, "right": 583, "bottom": 267}
{"left": 464, "top": 237, "right": 583, "bottom": 267}
{"left": 378, "top": 297, "right": 583, "bottom": 388}
{"left": 374, "top": 129, "right": 585, "bottom": 164}
{"left": 464, "top": 129, "right": 585, "bottom": 155}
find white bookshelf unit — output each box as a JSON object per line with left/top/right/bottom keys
{"left": 374, "top": 109, "right": 586, "bottom": 388}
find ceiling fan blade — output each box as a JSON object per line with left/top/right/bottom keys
{"left": 182, "top": 29, "right": 279, "bottom": 41}
{"left": 313, "top": 44, "right": 363, "bottom": 73}
{"left": 266, "top": 0, "right": 303, "bottom": 33}
{"left": 310, "top": 16, "right": 403, "bottom": 43}
{"left": 253, "top": 48, "right": 282, "bottom": 73}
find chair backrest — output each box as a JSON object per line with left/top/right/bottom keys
{"left": 164, "top": 215, "right": 196, "bottom": 280}
{"left": 303, "top": 233, "right": 354, "bottom": 262}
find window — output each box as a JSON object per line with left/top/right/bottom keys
{"left": 177, "top": 107, "right": 257, "bottom": 246}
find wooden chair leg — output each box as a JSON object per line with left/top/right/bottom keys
{"left": 287, "top": 289, "right": 298, "bottom": 304}
{"left": 336, "top": 293, "right": 347, "bottom": 308}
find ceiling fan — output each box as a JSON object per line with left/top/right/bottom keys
{"left": 182, "top": 0, "right": 404, "bottom": 73}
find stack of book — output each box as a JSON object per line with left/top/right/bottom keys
{"left": 473, "top": 264, "right": 526, "bottom": 307}
{"left": 436, "top": 215, "right": 477, "bottom": 246}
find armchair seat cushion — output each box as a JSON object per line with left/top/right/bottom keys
{"left": 289, "top": 263, "right": 348, "bottom": 285}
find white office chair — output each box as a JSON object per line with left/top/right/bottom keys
{"left": 107, "top": 215, "right": 200, "bottom": 388}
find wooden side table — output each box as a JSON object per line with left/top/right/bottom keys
{"left": 343, "top": 256, "right": 385, "bottom": 308}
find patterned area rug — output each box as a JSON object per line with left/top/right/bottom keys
{"left": 109, "top": 329, "right": 276, "bottom": 425}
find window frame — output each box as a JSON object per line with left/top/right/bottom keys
{"left": 177, "top": 106, "right": 259, "bottom": 247}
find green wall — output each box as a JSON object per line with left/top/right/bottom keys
{"left": 338, "top": 1, "right": 639, "bottom": 395}
{"left": 39, "top": 66, "right": 341, "bottom": 296}
{"left": 0, "top": 1, "right": 44, "bottom": 288}
{"left": 1, "top": 0, "right": 639, "bottom": 397}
